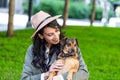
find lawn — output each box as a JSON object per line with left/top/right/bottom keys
{"left": 0, "top": 26, "right": 120, "bottom": 80}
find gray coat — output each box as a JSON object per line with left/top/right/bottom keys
{"left": 21, "top": 45, "right": 89, "bottom": 80}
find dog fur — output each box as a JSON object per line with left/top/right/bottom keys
{"left": 47, "top": 38, "right": 79, "bottom": 80}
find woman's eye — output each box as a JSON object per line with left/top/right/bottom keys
{"left": 48, "top": 34, "right": 52, "bottom": 36}
{"left": 56, "top": 29, "right": 59, "bottom": 32}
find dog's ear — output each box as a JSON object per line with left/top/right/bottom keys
{"left": 60, "top": 37, "right": 67, "bottom": 46}
{"left": 75, "top": 38, "right": 79, "bottom": 47}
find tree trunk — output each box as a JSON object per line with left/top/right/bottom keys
{"left": 26, "top": 0, "right": 33, "bottom": 28}
{"left": 62, "top": 0, "right": 69, "bottom": 28}
{"left": 90, "top": 0, "right": 96, "bottom": 26}
{"left": 7, "top": 0, "right": 15, "bottom": 37}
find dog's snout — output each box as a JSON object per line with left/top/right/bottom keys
{"left": 71, "top": 49, "right": 74, "bottom": 52}
{"left": 70, "top": 49, "right": 74, "bottom": 53}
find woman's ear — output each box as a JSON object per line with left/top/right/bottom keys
{"left": 38, "top": 34, "right": 44, "bottom": 39}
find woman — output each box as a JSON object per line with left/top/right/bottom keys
{"left": 21, "top": 11, "right": 89, "bottom": 80}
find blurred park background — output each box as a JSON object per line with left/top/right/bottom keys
{"left": 0, "top": 0, "right": 120, "bottom": 80}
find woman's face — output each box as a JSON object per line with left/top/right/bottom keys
{"left": 42, "top": 26, "right": 60, "bottom": 47}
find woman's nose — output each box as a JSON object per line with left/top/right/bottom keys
{"left": 53, "top": 35, "right": 57, "bottom": 39}
{"left": 53, "top": 34, "right": 58, "bottom": 39}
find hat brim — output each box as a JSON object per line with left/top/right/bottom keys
{"left": 31, "top": 15, "right": 61, "bottom": 38}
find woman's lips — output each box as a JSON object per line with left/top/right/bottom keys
{"left": 53, "top": 39, "right": 59, "bottom": 43}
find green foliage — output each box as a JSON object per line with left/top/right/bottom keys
{"left": 23, "top": 0, "right": 108, "bottom": 20}
{"left": 33, "top": 0, "right": 64, "bottom": 16}
{"left": 69, "top": 2, "right": 91, "bottom": 19}
{"left": 95, "top": 7, "right": 103, "bottom": 20}
{"left": 69, "top": 0, "right": 85, "bottom": 3}
{"left": 108, "top": 9, "right": 114, "bottom": 19}
{"left": 110, "top": 0, "right": 120, "bottom": 3}
{"left": 0, "top": 26, "right": 120, "bottom": 79}
{"left": 22, "top": 0, "right": 28, "bottom": 14}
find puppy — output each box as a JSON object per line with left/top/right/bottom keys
{"left": 47, "top": 38, "right": 79, "bottom": 80}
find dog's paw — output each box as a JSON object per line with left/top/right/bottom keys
{"left": 47, "top": 78, "right": 52, "bottom": 80}
{"left": 67, "top": 76, "right": 72, "bottom": 80}
{"left": 67, "top": 78, "right": 72, "bottom": 80}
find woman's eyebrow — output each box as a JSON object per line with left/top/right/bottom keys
{"left": 44, "top": 32, "right": 53, "bottom": 35}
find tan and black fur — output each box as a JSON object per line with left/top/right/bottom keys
{"left": 47, "top": 38, "right": 79, "bottom": 80}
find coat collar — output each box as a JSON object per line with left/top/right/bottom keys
{"left": 48, "top": 52, "right": 57, "bottom": 66}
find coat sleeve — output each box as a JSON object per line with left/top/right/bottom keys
{"left": 21, "top": 45, "right": 42, "bottom": 80}
{"left": 62, "top": 48, "right": 89, "bottom": 80}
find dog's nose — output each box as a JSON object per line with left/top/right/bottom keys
{"left": 70, "top": 49, "right": 74, "bottom": 53}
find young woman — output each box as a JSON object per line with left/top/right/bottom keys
{"left": 21, "top": 11, "right": 89, "bottom": 80}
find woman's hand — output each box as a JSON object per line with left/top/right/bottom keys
{"left": 49, "top": 60, "right": 64, "bottom": 73}
{"left": 44, "top": 60, "right": 64, "bottom": 80}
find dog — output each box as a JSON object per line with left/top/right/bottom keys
{"left": 47, "top": 38, "right": 79, "bottom": 80}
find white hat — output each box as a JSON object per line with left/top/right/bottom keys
{"left": 31, "top": 11, "right": 61, "bottom": 38}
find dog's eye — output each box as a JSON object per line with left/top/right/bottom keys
{"left": 74, "top": 44, "right": 77, "bottom": 46}
{"left": 67, "top": 43, "right": 71, "bottom": 46}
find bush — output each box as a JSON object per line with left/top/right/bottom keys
{"left": 23, "top": 0, "right": 28, "bottom": 14}
{"left": 95, "top": 7, "right": 103, "bottom": 20}
{"left": 33, "top": 0, "right": 64, "bottom": 16}
{"left": 69, "top": 2, "right": 91, "bottom": 19}
{"left": 23, "top": 0, "right": 113, "bottom": 20}
{"left": 95, "top": 7, "right": 114, "bottom": 20}
{"left": 108, "top": 10, "right": 114, "bottom": 19}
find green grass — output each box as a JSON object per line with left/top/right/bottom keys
{"left": 0, "top": 26, "right": 120, "bottom": 80}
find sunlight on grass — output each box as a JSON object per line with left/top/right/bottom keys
{"left": 0, "top": 26, "right": 120, "bottom": 80}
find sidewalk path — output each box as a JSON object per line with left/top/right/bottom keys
{"left": 0, "top": 13, "right": 28, "bottom": 31}
{"left": 0, "top": 12, "right": 104, "bottom": 31}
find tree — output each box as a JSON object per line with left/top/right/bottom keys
{"left": 26, "top": 0, "right": 33, "bottom": 28}
{"left": 62, "top": 0, "right": 69, "bottom": 28}
{"left": 90, "top": 0, "right": 96, "bottom": 26}
{"left": 6, "top": 0, "right": 15, "bottom": 37}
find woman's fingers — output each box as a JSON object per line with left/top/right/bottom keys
{"left": 50, "top": 64, "right": 63, "bottom": 71}
{"left": 49, "top": 61, "right": 64, "bottom": 72}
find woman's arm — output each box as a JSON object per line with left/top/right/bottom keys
{"left": 62, "top": 48, "right": 89, "bottom": 80}
{"left": 21, "top": 45, "right": 42, "bottom": 80}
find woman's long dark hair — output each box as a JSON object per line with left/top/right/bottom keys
{"left": 32, "top": 20, "right": 64, "bottom": 72}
